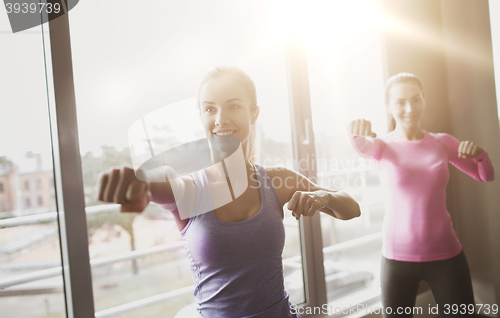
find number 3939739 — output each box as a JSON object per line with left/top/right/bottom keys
{"left": 5, "top": 2, "right": 61, "bottom": 14}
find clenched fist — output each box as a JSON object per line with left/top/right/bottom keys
{"left": 348, "top": 119, "right": 377, "bottom": 138}
{"left": 287, "top": 190, "right": 327, "bottom": 220}
{"left": 97, "top": 166, "right": 151, "bottom": 213}
{"left": 458, "top": 141, "right": 484, "bottom": 159}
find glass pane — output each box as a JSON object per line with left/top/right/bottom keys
{"left": 489, "top": 0, "right": 500, "bottom": 121}
{"left": 252, "top": 80, "right": 304, "bottom": 305}
{"left": 68, "top": 0, "right": 304, "bottom": 316}
{"left": 0, "top": 13, "right": 65, "bottom": 318}
{"left": 305, "top": 0, "right": 386, "bottom": 303}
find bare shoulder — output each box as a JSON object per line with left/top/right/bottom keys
{"left": 264, "top": 166, "right": 325, "bottom": 189}
{"left": 264, "top": 166, "right": 294, "bottom": 179}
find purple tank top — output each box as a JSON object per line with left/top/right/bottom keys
{"left": 180, "top": 164, "right": 299, "bottom": 318}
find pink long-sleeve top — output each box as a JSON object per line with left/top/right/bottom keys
{"left": 350, "top": 131, "right": 495, "bottom": 262}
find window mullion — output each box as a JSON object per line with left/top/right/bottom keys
{"left": 285, "top": 38, "right": 327, "bottom": 313}
{"left": 45, "top": 10, "right": 95, "bottom": 318}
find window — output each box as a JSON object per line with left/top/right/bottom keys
{"left": 64, "top": 0, "right": 387, "bottom": 315}
{"left": 0, "top": 11, "right": 65, "bottom": 317}
{"left": 38, "top": 196, "right": 43, "bottom": 206}
{"left": 36, "top": 179, "right": 42, "bottom": 190}
{"left": 489, "top": 0, "right": 500, "bottom": 121}
{"left": 0, "top": 183, "right": 3, "bottom": 193}
{"left": 69, "top": 0, "right": 304, "bottom": 315}
{"left": 302, "top": 0, "right": 386, "bottom": 304}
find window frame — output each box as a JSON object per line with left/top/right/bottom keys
{"left": 285, "top": 38, "right": 328, "bottom": 315}
{"left": 45, "top": 9, "right": 95, "bottom": 318}
{"left": 45, "top": 8, "right": 372, "bottom": 318}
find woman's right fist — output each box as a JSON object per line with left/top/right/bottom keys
{"left": 97, "top": 166, "right": 151, "bottom": 213}
{"left": 348, "top": 119, "right": 377, "bottom": 138}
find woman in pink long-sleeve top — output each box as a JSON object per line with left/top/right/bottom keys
{"left": 347, "top": 73, "right": 494, "bottom": 317}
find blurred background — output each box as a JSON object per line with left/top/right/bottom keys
{"left": 1, "top": 0, "right": 499, "bottom": 317}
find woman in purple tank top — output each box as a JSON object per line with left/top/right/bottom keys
{"left": 98, "top": 66, "right": 361, "bottom": 317}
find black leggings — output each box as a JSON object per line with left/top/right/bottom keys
{"left": 381, "top": 250, "right": 476, "bottom": 317}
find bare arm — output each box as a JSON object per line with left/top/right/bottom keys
{"left": 268, "top": 167, "right": 360, "bottom": 220}
{"left": 97, "top": 165, "right": 185, "bottom": 210}
{"left": 97, "top": 165, "right": 196, "bottom": 231}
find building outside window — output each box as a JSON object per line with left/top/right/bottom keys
{"left": 0, "top": 10, "right": 65, "bottom": 317}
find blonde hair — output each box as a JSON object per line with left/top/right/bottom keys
{"left": 197, "top": 66, "right": 258, "bottom": 163}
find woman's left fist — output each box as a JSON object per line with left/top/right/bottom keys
{"left": 458, "top": 140, "right": 483, "bottom": 158}
{"left": 287, "top": 190, "right": 327, "bottom": 220}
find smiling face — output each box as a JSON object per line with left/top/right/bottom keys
{"left": 386, "top": 82, "right": 425, "bottom": 128}
{"left": 198, "top": 74, "right": 259, "bottom": 153}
